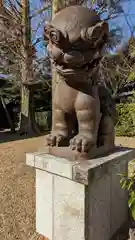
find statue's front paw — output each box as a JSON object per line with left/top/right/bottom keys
{"left": 70, "top": 135, "right": 93, "bottom": 153}
{"left": 45, "top": 133, "right": 68, "bottom": 146}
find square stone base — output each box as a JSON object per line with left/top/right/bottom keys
{"left": 26, "top": 147, "right": 135, "bottom": 240}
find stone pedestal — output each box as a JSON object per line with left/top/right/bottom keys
{"left": 26, "top": 147, "right": 135, "bottom": 240}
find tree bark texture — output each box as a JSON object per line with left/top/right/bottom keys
{"left": 19, "top": 0, "right": 39, "bottom": 135}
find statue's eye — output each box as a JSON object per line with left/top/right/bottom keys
{"left": 49, "top": 29, "right": 64, "bottom": 46}
{"left": 50, "top": 30, "right": 60, "bottom": 44}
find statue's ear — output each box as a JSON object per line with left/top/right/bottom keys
{"left": 44, "top": 21, "right": 52, "bottom": 41}
{"left": 81, "top": 21, "right": 109, "bottom": 47}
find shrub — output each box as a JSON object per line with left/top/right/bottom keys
{"left": 116, "top": 103, "right": 135, "bottom": 136}
{"left": 35, "top": 110, "right": 52, "bottom": 131}
{"left": 120, "top": 160, "right": 135, "bottom": 220}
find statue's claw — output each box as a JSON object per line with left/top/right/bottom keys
{"left": 45, "top": 133, "right": 68, "bottom": 147}
{"left": 70, "top": 135, "right": 92, "bottom": 153}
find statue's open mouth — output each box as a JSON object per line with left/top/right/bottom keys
{"left": 52, "top": 57, "right": 102, "bottom": 76}
{"left": 53, "top": 61, "right": 89, "bottom": 76}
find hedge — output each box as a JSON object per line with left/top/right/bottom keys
{"left": 116, "top": 103, "right": 135, "bottom": 136}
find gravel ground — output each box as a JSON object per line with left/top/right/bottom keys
{"left": 0, "top": 133, "right": 135, "bottom": 240}
{"left": 0, "top": 132, "right": 45, "bottom": 240}
{"left": 115, "top": 137, "right": 135, "bottom": 149}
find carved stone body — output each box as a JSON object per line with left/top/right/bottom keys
{"left": 44, "top": 5, "right": 116, "bottom": 153}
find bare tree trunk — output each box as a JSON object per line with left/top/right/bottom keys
{"left": 51, "top": 0, "right": 65, "bottom": 97}
{"left": 21, "top": 0, "right": 32, "bottom": 85}
{"left": 52, "top": 0, "right": 65, "bottom": 17}
{"left": 51, "top": 0, "right": 65, "bottom": 130}
{"left": 0, "top": 96, "right": 15, "bottom": 132}
{"left": 0, "top": 0, "right": 3, "bottom": 7}
{"left": 19, "top": 0, "right": 40, "bottom": 136}
{"left": 0, "top": 1, "right": 15, "bottom": 132}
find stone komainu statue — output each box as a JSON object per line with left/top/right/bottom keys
{"left": 44, "top": 5, "right": 116, "bottom": 154}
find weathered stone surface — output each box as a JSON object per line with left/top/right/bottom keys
{"left": 53, "top": 176, "right": 85, "bottom": 240}
{"left": 27, "top": 147, "right": 135, "bottom": 185}
{"left": 36, "top": 169, "right": 53, "bottom": 239}
{"left": 26, "top": 147, "right": 135, "bottom": 240}
{"left": 110, "top": 160, "right": 128, "bottom": 236}
{"left": 87, "top": 174, "right": 111, "bottom": 240}
{"left": 27, "top": 151, "right": 79, "bottom": 179}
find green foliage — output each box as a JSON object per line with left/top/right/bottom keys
{"left": 35, "top": 110, "right": 52, "bottom": 131}
{"left": 119, "top": 161, "right": 135, "bottom": 220}
{"left": 116, "top": 103, "right": 135, "bottom": 136}
{"left": 128, "top": 72, "right": 135, "bottom": 82}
